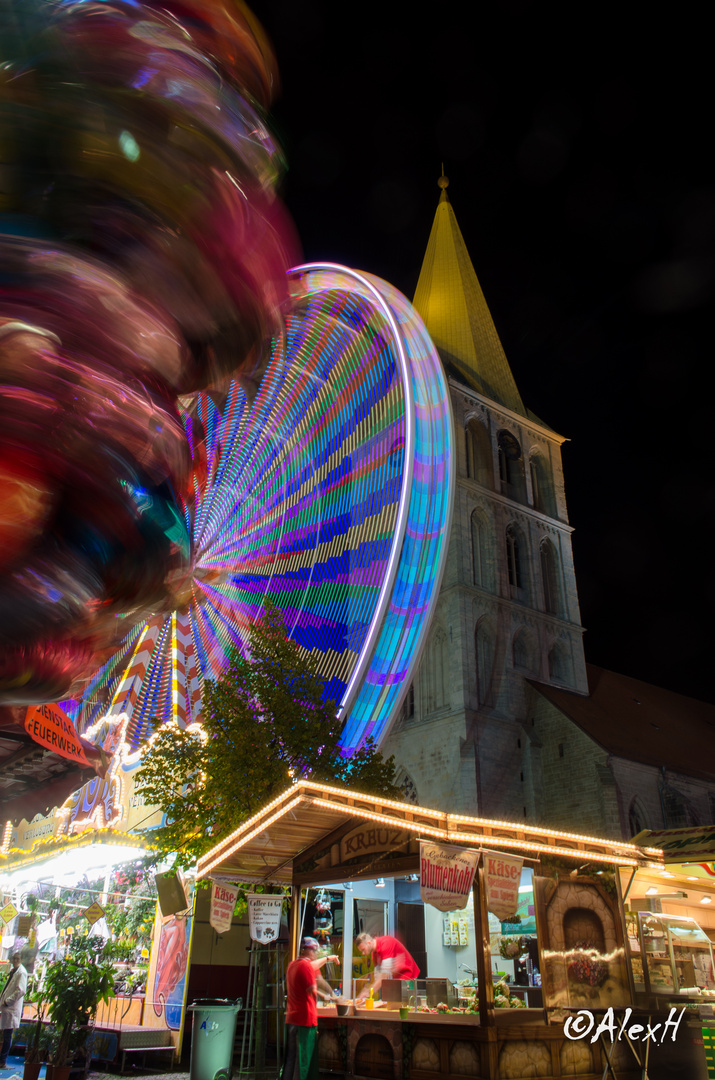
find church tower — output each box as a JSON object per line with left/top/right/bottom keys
{"left": 383, "top": 175, "right": 588, "bottom": 821}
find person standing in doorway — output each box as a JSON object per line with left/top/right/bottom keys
{"left": 283, "top": 937, "right": 339, "bottom": 1080}
{"left": 0, "top": 953, "right": 28, "bottom": 1068}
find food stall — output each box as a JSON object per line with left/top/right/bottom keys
{"left": 196, "top": 780, "right": 674, "bottom": 1080}
{"left": 611, "top": 828, "right": 715, "bottom": 1075}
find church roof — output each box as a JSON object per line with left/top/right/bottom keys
{"left": 413, "top": 175, "right": 526, "bottom": 416}
{"left": 530, "top": 665, "right": 715, "bottom": 783}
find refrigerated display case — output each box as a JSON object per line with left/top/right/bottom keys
{"left": 635, "top": 912, "right": 715, "bottom": 997}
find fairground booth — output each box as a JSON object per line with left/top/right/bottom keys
{"left": 0, "top": 737, "right": 189, "bottom": 1074}
{"left": 195, "top": 781, "right": 715, "bottom": 1080}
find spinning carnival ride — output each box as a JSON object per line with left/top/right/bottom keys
{"left": 62, "top": 263, "right": 453, "bottom": 809}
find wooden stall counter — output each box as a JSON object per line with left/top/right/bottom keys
{"left": 315, "top": 1009, "right": 621, "bottom": 1080}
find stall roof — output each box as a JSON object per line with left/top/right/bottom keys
{"left": 196, "top": 781, "right": 661, "bottom": 885}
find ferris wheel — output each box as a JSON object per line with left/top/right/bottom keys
{"left": 64, "top": 264, "right": 453, "bottom": 768}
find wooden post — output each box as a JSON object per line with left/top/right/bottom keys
{"left": 289, "top": 885, "right": 300, "bottom": 961}
{"left": 472, "top": 855, "right": 495, "bottom": 1026}
{"left": 472, "top": 856, "right": 498, "bottom": 1079}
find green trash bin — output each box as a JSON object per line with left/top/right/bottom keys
{"left": 188, "top": 998, "right": 242, "bottom": 1080}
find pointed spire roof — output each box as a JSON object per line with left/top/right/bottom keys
{"left": 413, "top": 173, "right": 526, "bottom": 416}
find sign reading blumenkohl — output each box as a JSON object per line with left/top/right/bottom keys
{"left": 420, "top": 841, "right": 479, "bottom": 912}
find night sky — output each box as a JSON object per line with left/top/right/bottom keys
{"left": 258, "top": 2, "right": 713, "bottom": 703}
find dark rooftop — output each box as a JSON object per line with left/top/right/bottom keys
{"left": 530, "top": 665, "right": 715, "bottom": 784}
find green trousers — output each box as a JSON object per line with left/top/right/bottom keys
{"left": 284, "top": 1023, "right": 318, "bottom": 1080}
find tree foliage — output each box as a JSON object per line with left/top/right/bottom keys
{"left": 135, "top": 602, "right": 402, "bottom": 865}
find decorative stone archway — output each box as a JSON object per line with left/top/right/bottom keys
{"left": 541, "top": 877, "right": 630, "bottom": 1008}
{"left": 348, "top": 1020, "right": 402, "bottom": 1080}
{"left": 546, "top": 879, "right": 616, "bottom": 952}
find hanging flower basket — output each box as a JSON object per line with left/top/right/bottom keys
{"left": 498, "top": 935, "right": 529, "bottom": 960}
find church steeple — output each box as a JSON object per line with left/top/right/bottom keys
{"left": 413, "top": 173, "right": 526, "bottom": 417}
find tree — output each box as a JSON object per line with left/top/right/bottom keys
{"left": 135, "top": 602, "right": 401, "bottom": 865}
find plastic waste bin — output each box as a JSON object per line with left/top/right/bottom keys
{"left": 188, "top": 997, "right": 242, "bottom": 1080}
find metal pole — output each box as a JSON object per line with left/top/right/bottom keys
{"left": 239, "top": 941, "right": 257, "bottom": 1073}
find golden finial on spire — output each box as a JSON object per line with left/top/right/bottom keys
{"left": 438, "top": 164, "right": 449, "bottom": 201}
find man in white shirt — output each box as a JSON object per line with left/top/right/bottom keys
{"left": 0, "top": 953, "right": 28, "bottom": 1068}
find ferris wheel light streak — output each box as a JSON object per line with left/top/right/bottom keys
{"left": 63, "top": 265, "right": 453, "bottom": 794}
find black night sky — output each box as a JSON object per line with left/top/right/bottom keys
{"left": 258, "top": 1, "right": 713, "bottom": 704}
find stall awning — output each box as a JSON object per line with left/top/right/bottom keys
{"left": 196, "top": 781, "right": 656, "bottom": 886}
{"left": 632, "top": 825, "right": 715, "bottom": 863}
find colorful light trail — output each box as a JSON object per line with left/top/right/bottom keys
{"left": 64, "top": 265, "right": 453, "bottom": 777}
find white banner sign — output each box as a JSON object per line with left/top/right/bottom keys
{"left": 420, "top": 841, "right": 479, "bottom": 912}
{"left": 247, "top": 894, "right": 283, "bottom": 943}
{"left": 483, "top": 849, "right": 524, "bottom": 922}
{"left": 209, "top": 880, "right": 239, "bottom": 935}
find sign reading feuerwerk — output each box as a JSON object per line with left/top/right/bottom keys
{"left": 420, "top": 841, "right": 479, "bottom": 912}
{"left": 247, "top": 894, "right": 283, "bottom": 942}
{"left": 209, "top": 880, "right": 239, "bottom": 935}
{"left": 24, "top": 702, "right": 92, "bottom": 767}
{"left": 482, "top": 849, "right": 524, "bottom": 921}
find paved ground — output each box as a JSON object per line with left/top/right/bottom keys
{"left": 88, "top": 1073, "right": 189, "bottom": 1080}
{"left": 1, "top": 1057, "right": 192, "bottom": 1080}
{"left": 1, "top": 1056, "right": 280, "bottom": 1080}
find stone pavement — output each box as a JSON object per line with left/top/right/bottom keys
{"left": 88, "top": 1073, "right": 189, "bottom": 1080}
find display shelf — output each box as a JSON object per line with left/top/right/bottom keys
{"left": 637, "top": 912, "right": 715, "bottom": 997}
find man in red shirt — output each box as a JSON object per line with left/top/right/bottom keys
{"left": 283, "top": 937, "right": 339, "bottom": 1080}
{"left": 355, "top": 933, "right": 420, "bottom": 999}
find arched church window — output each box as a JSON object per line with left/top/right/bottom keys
{"left": 465, "top": 419, "right": 492, "bottom": 487}
{"left": 471, "top": 510, "right": 491, "bottom": 588}
{"left": 497, "top": 429, "right": 526, "bottom": 503}
{"left": 434, "top": 630, "right": 448, "bottom": 709}
{"left": 628, "top": 797, "right": 649, "bottom": 838}
{"left": 548, "top": 641, "right": 572, "bottom": 685}
{"left": 506, "top": 525, "right": 523, "bottom": 593}
{"left": 423, "top": 630, "right": 449, "bottom": 714}
{"left": 540, "top": 538, "right": 560, "bottom": 615}
{"left": 661, "top": 784, "right": 698, "bottom": 828}
{"left": 400, "top": 682, "right": 415, "bottom": 723}
{"left": 475, "top": 621, "right": 495, "bottom": 706}
{"left": 529, "top": 453, "right": 557, "bottom": 517}
{"left": 512, "top": 629, "right": 532, "bottom": 671}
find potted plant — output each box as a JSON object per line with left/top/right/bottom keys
{"left": 43, "top": 936, "right": 115, "bottom": 1080}
{"left": 22, "top": 968, "right": 52, "bottom": 1080}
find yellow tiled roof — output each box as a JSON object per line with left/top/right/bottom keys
{"left": 414, "top": 181, "right": 526, "bottom": 416}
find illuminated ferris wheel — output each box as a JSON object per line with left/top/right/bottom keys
{"left": 65, "top": 264, "right": 453, "bottom": 766}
